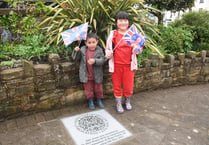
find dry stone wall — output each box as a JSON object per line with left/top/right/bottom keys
{"left": 0, "top": 51, "right": 209, "bottom": 119}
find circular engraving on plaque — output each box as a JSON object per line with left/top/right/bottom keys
{"left": 75, "top": 113, "right": 108, "bottom": 134}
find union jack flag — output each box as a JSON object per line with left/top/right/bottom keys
{"left": 61, "top": 22, "right": 88, "bottom": 47}
{"left": 123, "top": 24, "right": 146, "bottom": 53}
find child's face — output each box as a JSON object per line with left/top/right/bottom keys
{"left": 117, "top": 19, "right": 129, "bottom": 31}
{"left": 85, "top": 37, "right": 98, "bottom": 51}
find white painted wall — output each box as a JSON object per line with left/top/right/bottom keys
{"left": 163, "top": 0, "right": 209, "bottom": 26}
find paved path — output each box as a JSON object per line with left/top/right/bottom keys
{"left": 0, "top": 84, "right": 209, "bottom": 145}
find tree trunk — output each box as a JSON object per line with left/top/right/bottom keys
{"left": 157, "top": 12, "right": 163, "bottom": 25}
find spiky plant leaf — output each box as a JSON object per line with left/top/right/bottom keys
{"left": 39, "top": 0, "right": 164, "bottom": 58}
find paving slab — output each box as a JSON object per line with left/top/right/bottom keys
{"left": 0, "top": 84, "right": 209, "bottom": 145}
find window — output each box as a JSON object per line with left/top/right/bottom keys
{"left": 170, "top": 13, "right": 172, "bottom": 18}
{"left": 200, "top": 0, "right": 204, "bottom": 3}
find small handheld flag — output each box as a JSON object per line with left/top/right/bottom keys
{"left": 122, "top": 24, "right": 146, "bottom": 53}
{"left": 61, "top": 22, "right": 88, "bottom": 47}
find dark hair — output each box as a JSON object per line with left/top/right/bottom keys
{"left": 87, "top": 32, "right": 98, "bottom": 40}
{"left": 115, "top": 11, "right": 129, "bottom": 21}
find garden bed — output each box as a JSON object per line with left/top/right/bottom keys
{"left": 0, "top": 8, "right": 27, "bottom": 15}
{"left": 0, "top": 54, "right": 71, "bottom": 71}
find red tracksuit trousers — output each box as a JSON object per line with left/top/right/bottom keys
{"left": 111, "top": 64, "right": 135, "bottom": 98}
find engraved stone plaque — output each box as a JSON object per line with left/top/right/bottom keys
{"left": 61, "top": 109, "right": 132, "bottom": 145}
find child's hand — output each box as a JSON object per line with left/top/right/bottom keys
{"left": 105, "top": 52, "right": 113, "bottom": 59}
{"left": 132, "top": 44, "right": 143, "bottom": 54}
{"left": 74, "top": 46, "right": 80, "bottom": 52}
{"left": 88, "top": 58, "right": 95, "bottom": 65}
{"left": 131, "top": 44, "right": 136, "bottom": 49}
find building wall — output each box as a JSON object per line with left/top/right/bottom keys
{"left": 163, "top": 0, "right": 209, "bottom": 26}
{"left": 192, "top": 0, "right": 209, "bottom": 11}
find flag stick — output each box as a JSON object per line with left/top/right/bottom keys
{"left": 112, "top": 37, "right": 123, "bottom": 51}
{"left": 72, "top": 40, "right": 82, "bottom": 60}
{"left": 105, "top": 37, "right": 124, "bottom": 61}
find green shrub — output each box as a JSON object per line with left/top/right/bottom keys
{"left": 0, "top": 11, "right": 19, "bottom": 31}
{"left": 171, "top": 11, "right": 209, "bottom": 51}
{"left": 0, "top": 0, "right": 47, "bottom": 41}
{"left": 0, "top": 34, "right": 59, "bottom": 61}
{"left": 157, "top": 25, "right": 194, "bottom": 54}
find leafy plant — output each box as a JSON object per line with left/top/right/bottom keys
{"left": 0, "top": 34, "right": 56, "bottom": 61}
{"left": 39, "top": 0, "right": 164, "bottom": 58}
{"left": 16, "top": 15, "right": 40, "bottom": 36}
{"left": 0, "top": 59, "right": 20, "bottom": 67}
{"left": 0, "top": 11, "right": 20, "bottom": 31}
{"left": 0, "top": 0, "right": 46, "bottom": 41}
{"left": 157, "top": 25, "right": 194, "bottom": 54}
{"left": 171, "top": 11, "right": 209, "bottom": 51}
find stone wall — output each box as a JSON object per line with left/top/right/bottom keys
{"left": 0, "top": 51, "right": 209, "bottom": 119}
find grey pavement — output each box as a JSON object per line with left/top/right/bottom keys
{"left": 0, "top": 84, "right": 209, "bottom": 145}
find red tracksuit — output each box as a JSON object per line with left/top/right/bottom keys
{"left": 112, "top": 30, "right": 135, "bottom": 97}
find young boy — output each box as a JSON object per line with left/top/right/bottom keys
{"left": 72, "top": 32, "right": 105, "bottom": 109}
